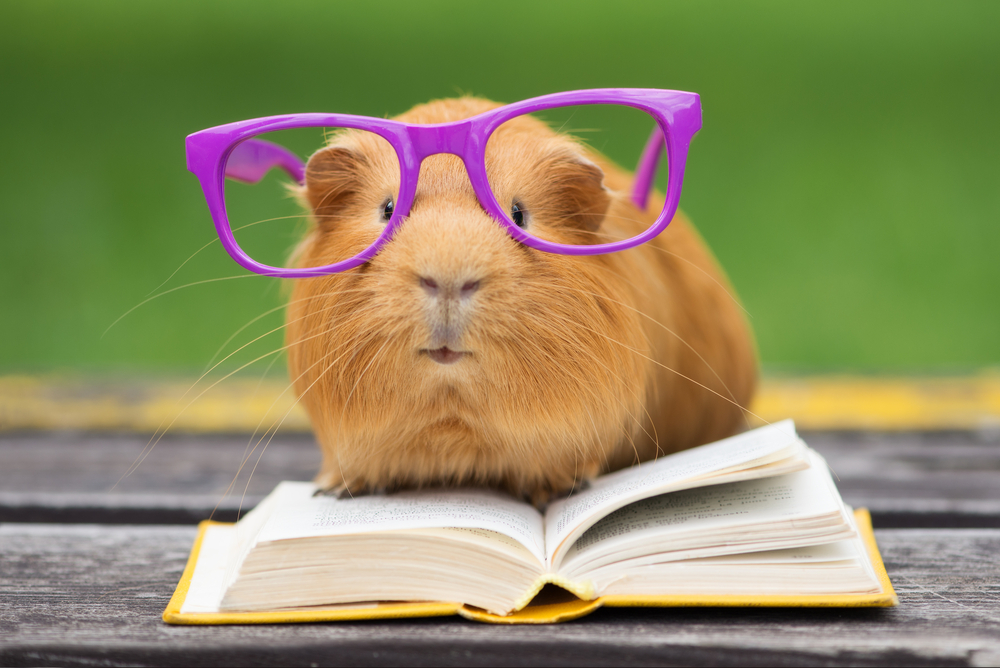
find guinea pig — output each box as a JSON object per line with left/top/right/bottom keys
{"left": 285, "top": 97, "right": 757, "bottom": 504}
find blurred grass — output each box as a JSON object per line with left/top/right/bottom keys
{"left": 0, "top": 0, "right": 997, "bottom": 375}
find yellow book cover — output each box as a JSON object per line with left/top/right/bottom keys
{"left": 163, "top": 508, "right": 896, "bottom": 625}
{"left": 162, "top": 421, "right": 897, "bottom": 625}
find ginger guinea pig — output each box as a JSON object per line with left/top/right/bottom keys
{"left": 285, "top": 97, "right": 756, "bottom": 504}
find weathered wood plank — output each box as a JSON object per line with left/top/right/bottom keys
{"left": 804, "top": 431, "right": 1000, "bottom": 527}
{"left": 1, "top": 525, "right": 998, "bottom": 667}
{"left": 2, "top": 431, "right": 998, "bottom": 527}
{"left": 0, "top": 433, "right": 320, "bottom": 523}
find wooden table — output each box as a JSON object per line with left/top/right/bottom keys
{"left": 3, "top": 430, "right": 1000, "bottom": 666}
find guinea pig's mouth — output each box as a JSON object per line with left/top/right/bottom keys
{"left": 423, "top": 347, "right": 467, "bottom": 365}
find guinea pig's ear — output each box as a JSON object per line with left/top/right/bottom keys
{"left": 546, "top": 154, "right": 611, "bottom": 233}
{"left": 304, "top": 146, "right": 365, "bottom": 223}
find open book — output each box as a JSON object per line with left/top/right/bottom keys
{"left": 165, "top": 420, "right": 897, "bottom": 624}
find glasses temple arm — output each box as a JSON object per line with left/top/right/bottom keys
{"left": 224, "top": 138, "right": 306, "bottom": 185}
{"left": 630, "top": 125, "right": 665, "bottom": 211}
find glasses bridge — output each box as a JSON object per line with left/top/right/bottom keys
{"left": 405, "top": 122, "right": 474, "bottom": 160}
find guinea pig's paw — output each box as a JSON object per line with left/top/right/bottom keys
{"left": 577, "top": 462, "right": 601, "bottom": 490}
{"left": 313, "top": 483, "right": 348, "bottom": 499}
{"left": 313, "top": 482, "right": 377, "bottom": 500}
{"left": 528, "top": 475, "right": 598, "bottom": 508}
{"left": 315, "top": 475, "right": 410, "bottom": 499}
{"left": 529, "top": 487, "right": 556, "bottom": 509}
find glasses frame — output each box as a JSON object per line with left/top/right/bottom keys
{"left": 185, "top": 88, "right": 701, "bottom": 278}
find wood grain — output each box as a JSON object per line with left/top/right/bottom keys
{"left": 2, "top": 431, "right": 998, "bottom": 526}
{"left": 2, "top": 525, "right": 999, "bottom": 667}
{"left": 0, "top": 433, "right": 320, "bottom": 523}
{"left": 804, "top": 431, "right": 1000, "bottom": 527}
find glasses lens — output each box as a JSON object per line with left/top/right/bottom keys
{"left": 485, "top": 104, "right": 667, "bottom": 247}
{"left": 224, "top": 127, "right": 399, "bottom": 270}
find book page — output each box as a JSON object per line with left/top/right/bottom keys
{"left": 255, "top": 482, "right": 546, "bottom": 564}
{"left": 402, "top": 527, "right": 543, "bottom": 568}
{"left": 179, "top": 524, "right": 238, "bottom": 613}
{"left": 594, "top": 535, "right": 880, "bottom": 597}
{"left": 544, "top": 419, "right": 804, "bottom": 561}
{"left": 687, "top": 539, "right": 863, "bottom": 564}
{"left": 557, "top": 454, "right": 847, "bottom": 574}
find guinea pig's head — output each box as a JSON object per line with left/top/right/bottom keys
{"left": 286, "top": 98, "right": 649, "bottom": 500}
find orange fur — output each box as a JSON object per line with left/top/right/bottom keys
{"left": 285, "top": 97, "right": 757, "bottom": 503}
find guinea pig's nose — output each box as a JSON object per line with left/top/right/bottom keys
{"left": 419, "top": 276, "right": 480, "bottom": 299}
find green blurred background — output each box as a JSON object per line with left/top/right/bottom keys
{"left": 2, "top": 0, "right": 997, "bottom": 376}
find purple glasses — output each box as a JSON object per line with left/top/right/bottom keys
{"left": 185, "top": 88, "right": 702, "bottom": 278}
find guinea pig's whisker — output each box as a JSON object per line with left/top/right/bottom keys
{"left": 144, "top": 236, "right": 221, "bottom": 298}
{"left": 223, "top": 350, "right": 288, "bottom": 497}
{"left": 250, "top": 345, "right": 285, "bottom": 392}
{"left": 202, "top": 289, "right": 373, "bottom": 375}
{"left": 118, "top": 291, "right": 374, "bottom": 495}
{"left": 585, "top": 213, "right": 754, "bottom": 319}
{"left": 235, "top": 213, "right": 315, "bottom": 230}
{"left": 214, "top": 321, "right": 378, "bottom": 518}
{"left": 545, "top": 288, "right": 731, "bottom": 413}
{"left": 188, "top": 300, "right": 354, "bottom": 406}
{"left": 506, "top": 301, "right": 651, "bottom": 456}
{"left": 579, "top": 322, "right": 767, "bottom": 425}
{"left": 508, "top": 282, "right": 660, "bottom": 455}
{"left": 237, "top": 351, "right": 286, "bottom": 465}
{"left": 564, "top": 266, "right": 751, "bottom": 432}
{"left": 111, "top": 341, "right": 292, "bottom": 490}
{"left": 143, "top": 214, "right": 310, "bottom": 300}
{"left": 568, "top": 263, "right": 661, "bottom": 325}
{"left": 555, "top": 283, "right": 743, "bottom": 425}
{"left": 116, "top": 310, "right": 366, "bottom": 490}
{"left": 579, "top": 401, "right": 613, "bottom": 476}
{"left": 644, "top": 248, "right": 753, "bottom": 319}
{"left": 332, "top": 339, "right": 393, "bottom": 497}
{"left": 285, "top": 327, "right": 390, "bottom": 494}
{"left": 203, "top": 302, "right": 290, "bottom": 373}
{"left": 541, "top": 309, "right": 660, "bottom": 455}
{"left": 103, "top": 274, "right": 258, "bottom": 338}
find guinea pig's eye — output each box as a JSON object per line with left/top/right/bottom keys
{"left": 511, "top": 202, "right": 526, "bottom": 228}
{"left": 381, "top": 198, "right": 395, "bottom": 222}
